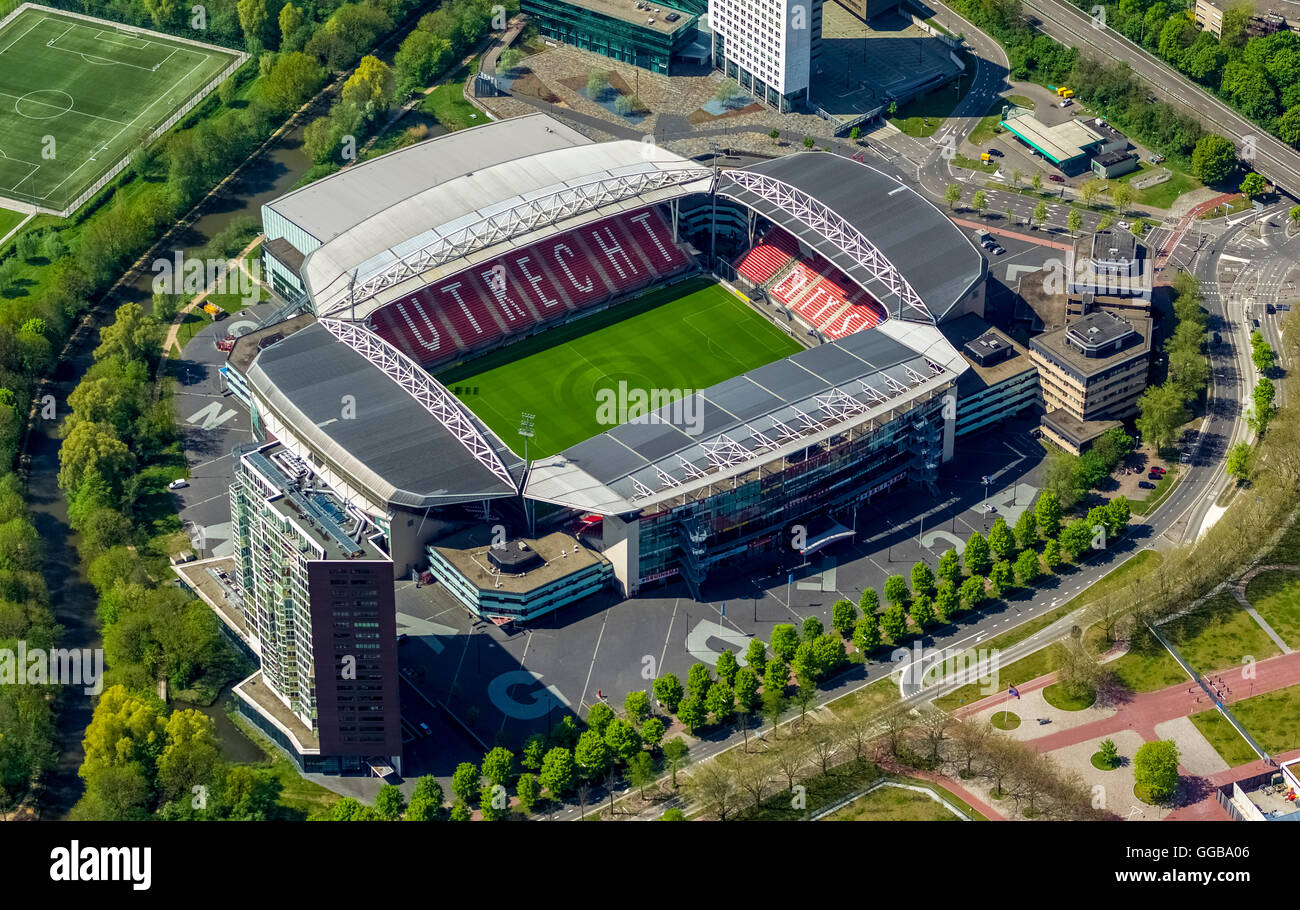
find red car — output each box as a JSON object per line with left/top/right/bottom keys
{"left": 1150, "top": 466, "right": 1166, "bottom": 475}
{"left": 1048, "top": 174, "right": 1065, "bottom": 183}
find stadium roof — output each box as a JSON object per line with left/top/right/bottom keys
{"left": 302, "top": 130, "right": 713, "bottom": 320}
{"left": 718, "top": 155, "right": 985, "bottom": 323}
{"left": 524, "top": 321, "right": 967, "bottom": 514}
{"left": 263, "top": 112, "right": 591, "bottom": 247}
{"left": 246, "top": 321, "right": 524, "bottom": 510}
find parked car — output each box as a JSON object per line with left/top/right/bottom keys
{"left": 1116, "top": 220, "right": 1130, "bottom": 229}
{"left": 987, "top": 148, "right": 1003, "bottom": 157}
{"left": 990, "top": 245, "right": 1005, "bottom": 255}
{"left": 1048, "top": 174, "right": 1065, "bottom": 183}
{"left": 167, "top": 479, "right": 188, "bottom": 490}
{"left": 1150, "top": 466, "right": 1166, "bottom": 475}
{"left": 1148, "top": 472, "right": 1162, "bottom": 481}
{"left": 419, "top": 721, "right": 431, "bottom": 736}
{"left": 1180, "top": 452, "right": 1192, "bottom": 464}
{"left": 1138, "top": 481, "right": 1155, "bottom": 489}
{"left": 1149, "top": 154, "right": 1166, "bottom": 164}
{"left": 1059, "top": 98, "right": 1072, "bottom": 108}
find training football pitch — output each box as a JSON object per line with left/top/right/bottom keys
{"left": 437, "top": 279, "right": 804, "bottom": 457}
{"left": 0, "top": 5, "right": 240, "bottom": 212}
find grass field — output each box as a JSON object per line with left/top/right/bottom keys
{"left": 1244, "top": 570, "right": 1300, "bottom": 650}
{"left": 1190, "top": 682, "right": 1300, "bottom": 767}
{"left": 437, "top": 279, "right": 803, "bottom": 457}
{"left": 823, "top": 782, "right": 976, "bottom": 821}
{"left": 0, "top": 6, "right": 239, "bottom": 211}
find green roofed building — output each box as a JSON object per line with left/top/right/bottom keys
{"left": 999, "top": 108, "right": 1128, "bottom": 175}
{"left": 522, "top": 0, "right": 701, "bottom": 74}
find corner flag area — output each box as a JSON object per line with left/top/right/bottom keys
{"left": 0, "top": 4, "right": 241, "bottom": 212}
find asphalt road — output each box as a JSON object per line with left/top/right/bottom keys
{"left": 1020, "top": 0, "right": 1300, "bottom": 196}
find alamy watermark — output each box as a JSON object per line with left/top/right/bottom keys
{"left": 0, "top": 643, "right": 103, "bottom": 695}
{"left": 595, "top": 380, "right": 704, "bottom": 435}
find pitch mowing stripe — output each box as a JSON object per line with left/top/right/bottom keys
{"left": 441, "top": 281, "right": 802, "bottom": 457}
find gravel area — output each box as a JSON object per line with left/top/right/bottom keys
{"left": 1153, "top": 715, "right": 1230, "bottom": 776}
{"left": 1044, "top": 730, "right": 1173, "bottom": 821}
{"left": 968, "top": 685, "right": 1117, "bottom": 742}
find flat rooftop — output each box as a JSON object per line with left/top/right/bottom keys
{"left": 562, "top": 0, "right": 694, "bottom": 34}
{"left": 1000, "top": 110, "right": 1102, "bottom": 164}
{"left": 235, "top": 671, "right": 319, "bottom": 752}
{"left": 432, "top": 527, "right": 609, "bottom": 594}
{"left": 941, "top": 314, "right": 1035, "bottom": 390}
{"left": 1031, "top": 313, "right": 1152, "bottom": 377}
{"left": 1041, "top": 408, "right": 1121, "bottom": 448}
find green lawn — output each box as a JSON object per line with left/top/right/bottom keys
{"left": 1190, "top": 682, "right": 1300, "bottom": 767}
{"left": 1116, "top": 163, "right": 1201, "bottom": 211}
{"left": 830, "top": 675, "right": 899, "bottom": 716}
{"left": 1244, "top": 570, "right": 1300, "bottom": 649}
{"left": 0, "top": 206, "right": 25, "bottom": 239}
{"left": 1161, "top": 593, "right": 1280, "bottom": 676}
{"left": 1105, "top": 635, "right": 1186, "bottom": 693}
{"left": 437, "top": 279, "right": 802, "bottom": 457}
{"left": 823, "top": 781, "right": 979, "bottom": 821}
{"left": 886, "top": 77, "right": 974, "bottom": 138}
{"left": 421, "top": 62, "right": 484, "bottom": 132}
{"left": 0, "top": 7, "right": 238, "bottom": 211}
{"left": 933, "top": 644, "right": 1065, "bottom": 711}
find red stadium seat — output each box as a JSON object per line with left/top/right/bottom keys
{"left": 625, "top": 209, "right": 689, "bottom": 273}
{"left": 580, "top": 220, "right": 653, "bottom": 293}
{"left": 476, "top": 260, "right": 539, "bottom": 334}
{"left": 540, "top": 237, "right": 611, "bottom": 309}
{"left": 369, "top": 294, "right": 462, "bottom": 362}
{"left": 427, "top": 278, "right": 503, "bottom": 348}
{"left": 504, "top": 251, "right": 572, "bottom": 315}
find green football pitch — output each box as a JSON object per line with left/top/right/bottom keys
{"left": 437, "top": 279, "right": 804, "bottom": 458}
{"left": 0, "top": 5, "right": 239, "bottom": 212}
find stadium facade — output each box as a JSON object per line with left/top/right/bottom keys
{"left": 236, "top": 112, "right": 986, "bottom": 767}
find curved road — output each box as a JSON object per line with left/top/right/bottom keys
{"left": 1021, "top": 0, "right": 1300, "bottom": 195}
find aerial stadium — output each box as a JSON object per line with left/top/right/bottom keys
{"left": 242, "top": 111, "right": 986, "bottom": 614}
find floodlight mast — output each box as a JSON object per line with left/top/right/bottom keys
{"left": 519, "top": 412, "right": 536, "bottom": 537}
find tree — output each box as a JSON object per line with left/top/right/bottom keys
{"left": 706, "top": 680, "right": 736, "bottom": 724}
{"left": 1240, "top": 171, "right": 1268, "bottom": 199}
{"left": 1098, "top": 739, "right": 1119, "bottom": 767}
{"left": 688, "top": 760, "right": 740, "bottom": 820}
{"left": 718, "top": 648, "right": 746, "bottom": 691}
{"left": 1136, "top": 382, "right": 1190, "bottom": 452}
{"left": 1059, "top": 517, "right": 1094, "bottom": 561}
{"left": 676, "top": 696, "right": 707, "bottom": 735}
{"left": 964, "top": 532, "right": 991, "bottom": 575}
{"left": 972, "top": 190, "right": 987, "bottom": 215}
{"left": 236, "top": 0, "right": 269, "bottom": 50}
{"left": 744, "top": 638, "right": 767, "bottom": 676}
{"left": 653, "top": 673, "right": 684, "bottom": 713}
{"left": 990, "top": 559, "right": 1014, "bottom": 592}
{"left": 1066, "top": 207, "right": 1082, "bottom": 237}
{"left": 803, "top": 135, "right": 816, "bottom": 150}
{"left": 1111, "top": 181, "right": 1134, "bottom": 214}
{"left": 1253, "top": 376, "right": 1278, "bottom": 431}
{"left": 1035, "top": 491, "right": 1062, "bottom": 539}
{"left": 831, "top": 599, "right": 857, "bottom": 637}
{"left": 1032, "top": 200, "right": 1048, "bottom": 228}
{"left": 1226, "top": 441, "right": 1252, "bottom": 481}
{"left": 263, "top": 52, "right": 326, "bottom": 115}
{"left": 479, "top": 784, "right": 508, "bottom": 820}
{"left": 852, "top": 614, "right": 882, "bottom": 654}
{"left": 515, "top": 773, "right": 542, "bottom": 813}
{"left": 910, "top": 561, "right": 935, "bottom": 599}
{"left": 374, "top": 783, "right": 407, "bottom": 820}
{"left": 733, "top": 666, "right": 761, "bottom": 712}
{"left": 686, "top": 662, "right": 713, "bottom": 703}
{"left": 938, "top": 548, "right": 962, "bottom": 586}
{"left": 662, "top": 738, "right": 689, "bottom": 788}
{"left": 988, "top": 518, "right": 1015, "bottom": 561}
{"left": 881, "top": 603, "right": 909, "bottom": 642}
{"left": 1133, "top": 740, "right": 1180, "bottom": 803}
{"left": 945, "top": 183, "right": 963, "bottom": 209}
{"left": 574, "top": 730, "right": 612, "bottom": 779}
{"left": 763, "top": 657, "right": 788, "bottom": 696}
{"left": 1013, "top": 508, "right": 1038, "bottom": 550}
{"left": 279, "top": 2, "right": 304, "bottom": 46}
{"left": 626, "top": 751, "right": 655, "bottom": 799}
{"left": 770, "top": 624, "right": 800, "bottom": 662}
{"left": 341, "top": 55, "right": 396, "bottom": 121}
{"left": 769, "top": 127, "right": 781, "bottom": 144}
{"left": 539, "top": 747, "right": 575, "bottom": 797}
{"left": 1192, "top": 134, "right": 1237, "bottom": 184}
{"left": 1032, "top": 172, "right": 1042, "bottom": 192}
{"left": 481, "top": 746, "right": 515, "bottom": 788}
{"left": 624, "top": 690, "right": 651, "bottom": 725}
{"left": 603, "top": 719, "right": 642, "bottom": 764}
{"left": 451, "top": 762, "right": 480, "bottom": 805}
{"left": 449, "top": 803, "right": 471, "bottom": 822}
{"left": 911, "top": 595, "right": 936, "bottom": 630}
{"left": 640, "top": 716, "right": 666, "bottom": 751}
{"left": 156, "top": 709, "right": 220, "bottom": 803}
{"left": 801, "top": 615, "right": 824, "bottom": 640}
{"left": 761, "top": 684, "right": 788, "bottom": 732}
{"left": 1014, "top": 548, "right": 1041, "bottom": 586}
{"left": 586, "top": 702, "right": 615, "bottom": 736}
{"left": 935, "top": 580, "right": 961, "bottom": 622}
{"left": 1042, "top": 538, "right": 1062, "bottom": 570}
{"left": 858, "top": 587, "right": 879, "bottom": 617}
{"left": 960, "top": 575, "right": 987, "bottom": 609}
{"left": 884, "top": 574, "right": 911, "bottom": 609}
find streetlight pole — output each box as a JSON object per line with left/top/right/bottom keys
{"left": 519, "top": 412, "right": 536, "bottom": 536}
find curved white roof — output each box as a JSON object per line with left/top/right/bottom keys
{"left": 303, "top": 137, "right": 712, "bottom": 319}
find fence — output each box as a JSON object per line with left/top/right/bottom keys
{"left": 0, "top": 3, "right": 248, "bottom": 217}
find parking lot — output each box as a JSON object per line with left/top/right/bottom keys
{"left": 391, "top": 414, "right": 1051, "bottom": 772}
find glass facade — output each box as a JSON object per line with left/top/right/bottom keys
{"left": 635, "top": 388, "right": 951, "bottom": 586}
{"left": 522, "top": 0, "right": 699, "bottom": 74}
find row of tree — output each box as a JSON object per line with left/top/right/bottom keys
{"left": 1137, "top": 272, "right": 1209, "bottom": 451}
